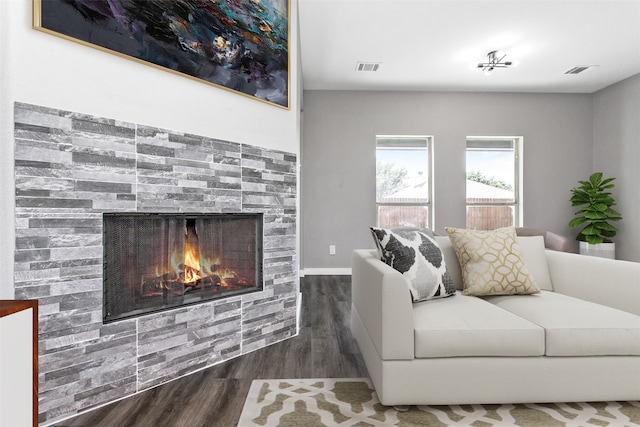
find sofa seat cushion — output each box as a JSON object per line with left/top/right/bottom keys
{"left": 413, "top": 294, "right": 545, "bottom": 358}
{"left": 484, "top": 291, "right": 640, "bottom": 356}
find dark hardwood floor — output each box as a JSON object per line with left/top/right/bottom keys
{"left": 53, "top": 276, "right": 368, "bottom": 427}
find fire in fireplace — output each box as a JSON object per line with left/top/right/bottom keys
{"left": 103, "top": 213, "right": 263, "bottom": 323}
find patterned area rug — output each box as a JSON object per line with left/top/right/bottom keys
{"left": 238, "top": 378, "right": 640, "bottom": 426}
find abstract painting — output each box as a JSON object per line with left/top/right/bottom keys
{"left": 33, "top": 0, "right": 289, "bottom": 108}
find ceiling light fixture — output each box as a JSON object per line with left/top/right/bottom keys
{"left": 477, "top": 50, "right": 513, "bottom": 75}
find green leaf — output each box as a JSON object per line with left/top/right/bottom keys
{"left": 570, "top": 191, "right": 588, "bottom": 197}
{"left": 599, "top": 223, "right": 618, "bottom": 232}
{"left": 568, "top": 217, "right": 587, "bottom": 227}
{"left": 585, "top": 211, "right": 608, "bottom": 220}
{"left": 586, "top": 235, "right": 604, "bottom": 244}
{"left": 581, "top": 224, "right": 601, "bottom": 235}
{"left": 594, "top": 194, "right": 613, "bottom": 202}
{"left": 589, "top": 172, "right": 603, "bottom": 187}
{"left": 600, "top": 177, "right": 616, "bottom": 186}
{"left": 570, "top": 199, "right": 590, "bottom": 207}
{"left": 606, "top": 208, "right": 622, "bottom": 217}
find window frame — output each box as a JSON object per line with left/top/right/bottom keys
{"left": 465, "top": 136, "right": 523, "bottom": 229}
{"left": 375, "top": 135, "right": 434, "bottom": 229}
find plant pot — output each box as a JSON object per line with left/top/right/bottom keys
{"left": 579, "top": 241, "right": 615, "bottom": 259}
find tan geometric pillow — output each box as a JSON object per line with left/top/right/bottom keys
{"left": 445, "top": 226, "right": 540, "bottom": 296}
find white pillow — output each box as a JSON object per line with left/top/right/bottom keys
{"left": 435, "top": 236, "right": 464, "bottom": 291}
{"left": 516, "top": 236, "right": 553, "bottom": 291}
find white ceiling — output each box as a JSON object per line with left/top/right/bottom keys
{"left": 298, "top": 0, "right": 640, "bottom": 93}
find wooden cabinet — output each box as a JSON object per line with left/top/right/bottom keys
{"left": 0, "top": 300, "right": 38, "bottom": 427}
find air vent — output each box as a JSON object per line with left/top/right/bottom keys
{"left": 356, "top": 62, "right": 380, "bottom": 72}
{"left": 565, "top": 66, "right": 596, "bottom": 75}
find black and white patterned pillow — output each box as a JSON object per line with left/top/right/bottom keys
{"left": 370, "top": 227, "right": 456, "bottom": 302}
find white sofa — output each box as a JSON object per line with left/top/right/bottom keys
{"left": 351, "top": 235, "right": 640, "bottom": 406}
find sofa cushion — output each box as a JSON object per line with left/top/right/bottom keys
{"left": 435, "top": 235, "right": 552, "bottom": 292}
{"left": 370, "top": 227, "right": 456, "bottom": 302}
{"left": 445, "top": 226, "right": 540, "bottom": 296}
{"left": 517, "top": 236, "right": 553, "bottom": 291}
{"left": 485, "top": 291, "right": 640, "bottom": 356}
{"left": 413, "top": 294, "right": 545, "bottom": 358}
{"left": 435, "top": 236, "right": 464, "bottom": 291}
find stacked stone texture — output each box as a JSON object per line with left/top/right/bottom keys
{"left": 13, "top": 102, "right": 298, "bottom": 425}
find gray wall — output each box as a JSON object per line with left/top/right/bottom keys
{"left": 593, "top": 74, "right": 640, "bottom": 262}
{"left": 302, "top": 91, "right": 595, "bottom": 269}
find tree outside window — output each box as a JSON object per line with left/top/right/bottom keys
{"left": 466, "top": 137, "right": 522, "bottom": 230}
{"left": 376, "top": 136, "right": 432, "bottom": 229}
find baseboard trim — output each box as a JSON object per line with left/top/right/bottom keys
{"left": 299, "top": 268, "right": 352, "bottom": 277}
{"left": 296, "top": 291, "right": 302, "bottom": 333}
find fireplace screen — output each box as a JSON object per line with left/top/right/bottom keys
{"left": 103, "top": 213, "right": 263, "bottom": 323}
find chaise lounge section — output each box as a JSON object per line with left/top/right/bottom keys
{"left": 351, "top": 233, "right": 640, "bottom": 406}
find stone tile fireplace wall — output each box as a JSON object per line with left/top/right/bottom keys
{"left": 13, "top": 102, "right": 298, "bottom": 425}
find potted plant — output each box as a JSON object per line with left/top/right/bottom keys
{"left": 568, "top": 172, "right": 622, "bottom": 259}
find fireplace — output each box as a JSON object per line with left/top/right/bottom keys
{"left": 103, "top": 213, "right": 263, "bottom": 323}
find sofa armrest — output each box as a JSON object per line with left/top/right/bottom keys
{"left": 546, "top": 250, "right": 640, "bottom": 315}
{"left": 351, "top": 250, "right": 414, "bottom": 360}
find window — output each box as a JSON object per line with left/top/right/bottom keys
{"left": 466, "top": 137, "right": 522, "bottom": 230}
{"left": 376, "top": 136, "right": 432, "bottom": 228}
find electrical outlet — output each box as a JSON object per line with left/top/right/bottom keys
{"left": 329, "top": 245, "right": 336, "bottom": 255}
